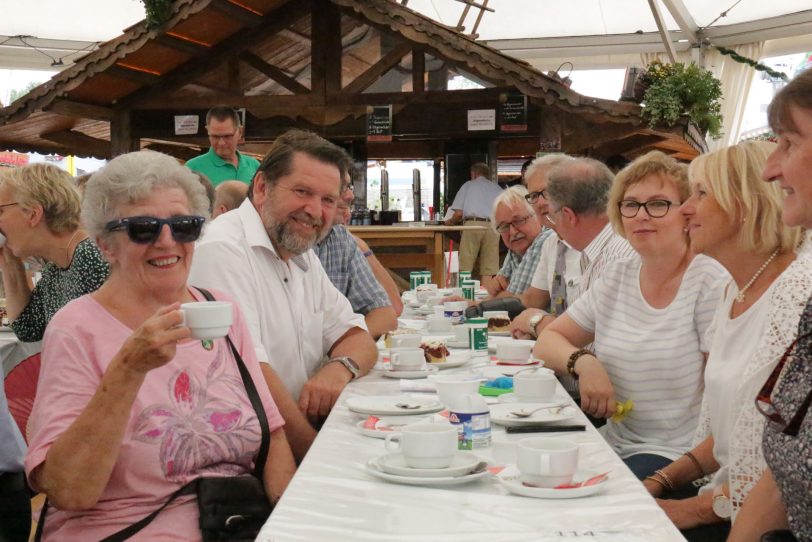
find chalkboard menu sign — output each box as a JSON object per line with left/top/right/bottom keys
{"left": 499, "top": 92, "right": 527, "bottom": 132}
{"left": 367, "top": 105, "right": 393, "bottom": 142}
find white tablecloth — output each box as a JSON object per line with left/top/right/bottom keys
{"left": 257, "top": 326, "right": 686, "bottom": 542}
{"left": 0, "top": 330, "right": 41, "bottom": 377}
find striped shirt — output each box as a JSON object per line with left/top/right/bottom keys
{"left": 579, "top": 223, "right": 637, "bottom": 293}
{"left": 315, "top": 225, "right": 391, "bottom": 315}
{"left": 498, "top": 228, "right": 552, "bottom": 295}
{"left": 567, "top": 254, "right": 728, "bottom": 460}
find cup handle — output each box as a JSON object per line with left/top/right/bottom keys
{"left": 384, "top": 433, "right": 401, "bottom": 451}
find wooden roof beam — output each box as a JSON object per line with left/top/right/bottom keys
{"left": 341, "top": 42, "right": 413, "bottom": 95}
{"left": 209, "top": 0, "right": 264, "bottom": 28}
{"left": 155, "top": 33, "right": 211, "bottom": 56}
{"left": 44, "top": 99, "right": 114, "bottom": 121}
{"left": 239, "top": 52, "right": 309, "bottom": 94}
{"left": 108, "top": 65, "right": 162, "bottom": 86}
{"left": 40, "top": 129, "right": 111, "bottom": 158}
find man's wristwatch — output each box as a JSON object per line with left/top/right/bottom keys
{"left": 711, "top": 486, "right": 732, "bottom": 520}
{"left": 528, "top": 312, "right": 546, "bottom": 337}
{"left": 326, "top": 356, "right": 360, "bottom": 380}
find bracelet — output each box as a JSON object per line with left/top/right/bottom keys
{"left": 684, "top": 451, "right": 706, "bottom": 478}
{"left": 653, "top": 469, "right": 675, "bottom": 491}
{"left": 362, "top": 249, "right": 373, "bottom": 258}
{"left": 566, "top": 348, "right": 591, "bottom": 379}
{"left": 645, "top": 475, "right": 668, "bottom": 490}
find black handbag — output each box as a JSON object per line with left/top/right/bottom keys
{"left": 761, "top": 531, "right": 799, "bottom": 542}
{"left": 35, "top": 288, "right": 272, "bottom": 542}
{"left": 464, "top": 296, "right": 527, "bottom": 320}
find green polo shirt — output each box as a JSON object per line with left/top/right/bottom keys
{"left": 185, "top": 147, "right": 260, "bottom": 186}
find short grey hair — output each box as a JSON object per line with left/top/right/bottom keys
{"left": 83, "top": 150, "right": 211, "bottom": 239}
{"left": 490, "top": 185, "right": 534, "bottom": 230}
{"left": 546, "top": 157, "right": 613, "bottom": 216}
{"left": 524, "top": 153, "right": 574, "bottom": 183}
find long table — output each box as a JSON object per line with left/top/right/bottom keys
{"left": 1, "top": 330, "right": 41, "bottom": 377}
{"left": 257, "top": 334, "right": 686, "bottom": 541}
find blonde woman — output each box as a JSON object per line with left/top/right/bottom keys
{"left": 0, "top": 163, "right": 109, "bottom": 341}
{"left": 535, "top": 151, "right": 728, "bottom": 479}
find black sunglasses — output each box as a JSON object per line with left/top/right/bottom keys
{"left": 755, "top": 330, "right": 812, "bottom": 436}
{"left": 104, "top": 215, "right": 205, "bottom": 244}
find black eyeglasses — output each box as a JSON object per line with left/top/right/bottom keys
{"left": 104, "top": 215, "right": 205, "bottom": 244}
{"left": 755, "top": 331, "right": 812, "bottom": 436}
{"left": 496, "top": 214, "right": 534, "bottom": 233}
{"left": 525, "top": 189, "right": 548, "bottom": 204}
{"left": 618, "top": 199, "right": 678, "bottom": 218}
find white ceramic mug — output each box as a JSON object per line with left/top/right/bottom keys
{"left": 433, "top": 377, "right": 481, "bottom": 407}
{"left": 390, "top": 334, "right": 422, "bottom": 348}
{"left": 453, "top": 325, "right": 469, "bottom": 342}
{"left": 416, "top": 283, "right": 439, "bottom": 302}
{"left": 180, "top": 301, "right": 233, "bottom": 340}
{"left": 513, "top": 370, "right": 557, "bottom": 402}
{"left": 426, "top": 317, "right": 453, "bottom": 333}
{"left": 390, "top": 347, "right": 426, "bottom": 371}
{"left": 516, "top": 437, "right": 579, "bottom": 487}
{"left": 384, "top": 423, "right": 458, "bottom": 468}
{"left": 496, "top": 341, "right": 533, "bottom": 363}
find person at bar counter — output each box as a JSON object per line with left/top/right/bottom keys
{"left": 731, "top": 68, "right": 812, "bottom": 542}
{"left": 185, "top": 105, "right": 259, "bottom": 187}
{"left": 638, "top": 142, "right": 800, "bottom": 540}
{"left": 189, "top": 129, "right": 378, "bottom": 459}
{"left": 444, "top": 162, "right": 503, "bottom": 283}
{"left": 315, "top": 172, "right": 398, "bottom": 338}
{"left": 0, "top": 163, "right": 110, "bottom": 342}
{"left": 535, "top": 151, "right": 728, "bottom": 479}
{"left": 25, "top": 150, "right": 295, "bottom": 540}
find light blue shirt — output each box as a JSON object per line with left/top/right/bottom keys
{"left": 449, "top": 176, "right": 503, "bottom": 219}
{"left": 0, "top": 383, "right": 26, "bottom": 472}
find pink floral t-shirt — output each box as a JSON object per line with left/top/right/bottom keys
{"left": 25, "top": 289, "right": 284, "bottom": 541}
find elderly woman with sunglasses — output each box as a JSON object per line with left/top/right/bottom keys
{"left": 730, "top": 70, "right": 812, "bottom": 542}
{"left": 24, "top": 150, "right": 295, "bottom": 541}
{"left": 0, "top": 163, "right": 109, "bottom": 341}
{"left": 637, "top": 141, "right": 801, "bottom": 539}
{"left": 535, "top": 151, "right": 728, "bottom": 480}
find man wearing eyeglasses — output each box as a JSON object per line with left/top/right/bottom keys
{"left": 185, "top": 105, "right": 260, "bottom": 187}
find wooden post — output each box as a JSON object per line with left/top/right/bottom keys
{"left": 412, "top": 49, "right": 425, "bottom": 93}
{"left": 110, "top": 109, "right": 138, "bottom": 157}
{"left": 311, "top": 0, "right": 342, "bottom": 102}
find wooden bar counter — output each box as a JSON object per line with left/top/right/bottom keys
{"left": 348, "top": 225, "right": 486, "bottom": 286}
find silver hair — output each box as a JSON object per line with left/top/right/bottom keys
{"left": 490, "top": 185, "right": 534, "bottom": 229}
{"left": 82, "top": 150, "right": 211, "bottom": 239}
{"left": 546, "top": 157, "right": 613, "bottom": 216}
{"left": 524, "top": 153, "right": 574, "bottom": 182}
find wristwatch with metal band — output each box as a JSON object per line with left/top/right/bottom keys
{"left": 327, "top": 356, "right": 360, "bottom": 380}
{"left": 528, "top": 312, "right": 547, "bottom": 337}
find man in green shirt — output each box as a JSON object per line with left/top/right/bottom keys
{"left": 185, "top": 105, "right": 260, "bottom": 186}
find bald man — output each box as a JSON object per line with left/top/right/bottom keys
{"left": 212, "top": 180, "right": 249, "bottom": 218}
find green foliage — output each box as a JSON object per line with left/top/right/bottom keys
{"left": 641, "top": 61, "right": 724, "bottom": 140}
{"left": 141, "top": 0, "right": 174, "bottom": 29}
{"left": 9, "top": 82, "right": 39, "bottom": 103}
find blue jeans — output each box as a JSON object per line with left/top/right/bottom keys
{"left": 623, "top": 453, "right": 672, "bottom": 480}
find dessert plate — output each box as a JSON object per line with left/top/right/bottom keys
{"left": 497, "top": 392, "right": 567, "bottom": 404}
{"left": 488, "top": 330, "right": 512, "bottom": 337}
{"left": 488, "top": 338, "right": 534, "bottom": 354}
{"left": 382, "top": 365, "right": 440, "bottom": 379}
{"left": 497, "top": 467, "right": 609, "bottom": 499}
{"left": 365, "top": 457, "right": 489, "bottom": 487}
{"left": 480, "top": 365, "right": 549, "bottom": 378}
{"left": 346, "top": 395, "right": 444, "bottom": 416}
{"left": 446, "top": 339, "right": 470, "bottom": 349}
{"left": 489, "top": 402, "right": 577, "bottom": 427}
{"left": 431, "top": 350, "right": 471, "bottom": 369}
{"left": 376, "top": 452, "right": 481, "bottom": 478}
{"left": 355, "top": 415, "right": 430, "bottom": 439}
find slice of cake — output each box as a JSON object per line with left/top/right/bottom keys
{"left": 487, "top": 315, "right": 511, "bottom": 332}
{"left": 384, "top": 328, "right": 420, "bottom": 348}
{"left": 420, "top": 340, "right": 450, "bottom": 363}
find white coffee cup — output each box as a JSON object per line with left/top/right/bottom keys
{"left": 390, "top": 347, "right": 426, "bottom": 371}
{"left": 496, "top": 341, "right": 533, "bottom": 363}
{"left": 426, "top": 317, "right": 453, "bottom": 333}
{"left": 384, "top": 423, "right": 458, "bottom": 468}
{"left": 433, "top": 376, "right": 481, "bottom": 407}
{"left": 450, "top": 287, "right": 464, "bottom": 298}
{"left": 181, "top": 301, "right": 233, "bottom": 340}
{"left": 453, "top": 325, "right": 469, "bottom": 342}
{"left": 390, "top": 334, "right": 422, "bottom": 348}
{"left": 513, "top": 369, "right": 557, "bottom": 402}
{"left": 416, "top": 283, "right": 439, "bottom": 302}
{"left": 517, "top": 437, "right": 579, "bottom": 487}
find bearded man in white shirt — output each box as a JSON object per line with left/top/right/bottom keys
{"left": 189, "top": 129, "right": 378, "bottom": 461}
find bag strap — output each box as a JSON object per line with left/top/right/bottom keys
{"left": 98, "top": 483, "right": 197, "bottom": 542}
{"left": 195, "top": 287, "right": 270, "bottom": 477}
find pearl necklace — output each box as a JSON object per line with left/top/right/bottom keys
{"left": 735, "top": 248, "right": 779, "bottom": 303}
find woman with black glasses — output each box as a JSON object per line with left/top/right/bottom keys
{"left": 730, "top": 69, "right": 812, "bottom": 542}
{"left": 535, "top": 150, "right": 727, "bottom": 479}
{"left": 0, "top": 163, "right": 109, "bottom": 341}
{"left": 24, "top": 150, "right": 295, "bottom": 540}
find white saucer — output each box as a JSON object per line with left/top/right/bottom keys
{"left": 446, "top": 339, "right": 470, "bottom": 349}
{"left": 346, "top": 395, "right": 444, "bottom": 416}
{"left": 480, "top": 365, "right": 549, "bottom": 378}
{"left": 430, "top": 350, "right": 472, "bottom": 369}
{"left": 488, "top": 338, "right": 534, "bottom": 354}
{"left": 366, "top": 458, "right": 489, "bottom": 486}
{"left": 414, "top": 307, "right": 435, "bottom": 316}
{"left": 488, "top": 330, "right": 511, "bottom": 337}
{"left": 497, "top": 467, "right": 609, "bottom": 499}
{"left": 497, "top": 392, "right": 567, "bottom": 404}
{"left": 489, "top": 402, "right": 577, "bottom": 427}
{"left": 376, "top": 452, "right": 481, "bottom": 478}
{"left": 383, "top": 365, "right": 440, "bottom": 379}
{"left": 354, "top": 415, "right": 430, "bottom": 439}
